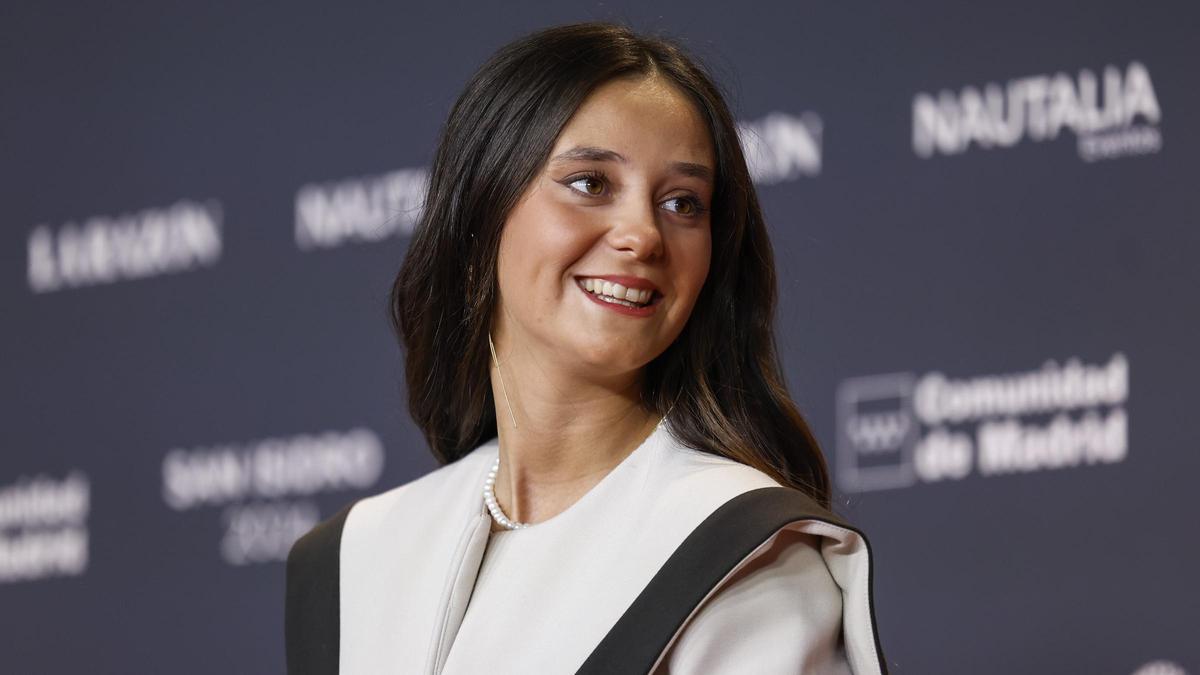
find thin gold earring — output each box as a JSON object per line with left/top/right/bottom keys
{"left": 488, "top": 331, "right": 519, "bottom": 429}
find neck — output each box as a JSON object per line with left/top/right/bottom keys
{"left": 487, "top": 338, "right": 660, "bottom": 526}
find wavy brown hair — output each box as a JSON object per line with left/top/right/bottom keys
{"left": 390, "top": 21, "right": 832, "bottom": 509}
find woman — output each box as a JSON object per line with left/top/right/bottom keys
{"left": 286, "top": 21, "right": 888, "bottom": 675}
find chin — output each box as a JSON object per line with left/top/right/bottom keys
{"left": 569, "top": 342, "right": 653, "bottom": 378}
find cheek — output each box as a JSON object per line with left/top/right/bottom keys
{"left": 498, "top": 191, "right": 597, "bottom": 301}
{"left": 675, "top": 227, "right": 712, "bottom": 299}
{"left": 540, "top": 204, "right": 598, "bottom": 273}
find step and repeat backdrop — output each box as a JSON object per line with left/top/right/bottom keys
{"left": 3, "top": 2, "right": 1197, "bottom": 673}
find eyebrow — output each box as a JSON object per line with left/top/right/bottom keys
{"left": 549, "top": 145, "right": 714, "bottom": 183}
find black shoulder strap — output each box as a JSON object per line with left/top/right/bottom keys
{"left": 576, "top": 486, "right": 888, "bottom": 675}
{"left": 285, "top": 500, "right": 357, "bottom": 675}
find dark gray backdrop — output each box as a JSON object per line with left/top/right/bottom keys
{"left": 3, "top": 2, "right": 1197, "bottom": 673}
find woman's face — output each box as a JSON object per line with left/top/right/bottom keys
{"left": 494, "top": 74, "right": 715, "bottom": 382}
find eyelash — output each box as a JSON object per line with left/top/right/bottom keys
{"left": 563, "top": 169, "right": 709, "bottom": 217}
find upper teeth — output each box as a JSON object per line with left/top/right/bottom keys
{"left": 580, "top": 278, "right": 653, "bottom": 305}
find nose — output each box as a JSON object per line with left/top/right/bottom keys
{"left": 605, "top": 195, "right": 664, "bottom": 261}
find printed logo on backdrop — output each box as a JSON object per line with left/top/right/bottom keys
{"left": 0, "top": 472, "right": 90, "bottom": 584}
{"left": 913, "top": 61, "right": 1161, "bottom": 163}
{"left": 738, "top": 111, "right": 823, "bottom": 184}
{"left": 27, "top": 200, "right": 223, "bottom": 293}
{"left": 836, "top": 353, "right": 1128, "bottom": 493}
{"left": 161, "top": 428, "right": 384, "bottom": 565}
{"left": 293, "top": 111, "right": 822, "bottom": 251}
{"left": 294, "top": 168, "right": 429, "bottom": 250}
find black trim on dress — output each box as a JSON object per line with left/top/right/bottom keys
{"left": 575, "top": 486, "right": 889, "bottom": 675}
{"left": 284, "top": 488, "right": 889, "bottom": 675}
{"left": 286, "top": 500, "right": 357, "bottom": 675}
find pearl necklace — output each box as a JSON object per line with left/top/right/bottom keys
{"left": 484, "top": 456, "right": 529, "bottom": 530}
{"left": 483, "top": 416, "right": 669, "bottom": 531}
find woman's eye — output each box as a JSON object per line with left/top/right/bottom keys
{"left": 663, "top": 196, "right": 705, "bottom": 216}
{"left": 567, "top": 176, "right": 605, "bottom": 196}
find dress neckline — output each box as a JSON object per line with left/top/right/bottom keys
{"left": 481, "top": 419, "right": 668, "bottom": 535}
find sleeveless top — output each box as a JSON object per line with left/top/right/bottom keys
{"left": 286, "top": 422, "right": 889, "bottom": 674}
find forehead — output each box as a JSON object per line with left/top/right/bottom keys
{"left": 550, "top": 75, "right": 715, "bottom": 169}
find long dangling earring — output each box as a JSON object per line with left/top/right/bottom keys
{"left": 488, "top": 331, "right": 519, "bottom": 429}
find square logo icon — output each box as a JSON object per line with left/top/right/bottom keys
{"left": 836, "top": 373, "right": 918, "bottom": 493}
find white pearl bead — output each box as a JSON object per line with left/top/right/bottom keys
{"left": 483, "top": 455, "right": 528, "bottom": 530}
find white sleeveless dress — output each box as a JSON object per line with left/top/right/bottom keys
{"left": 321, "top": 422, "right": 885, "bottom": 674}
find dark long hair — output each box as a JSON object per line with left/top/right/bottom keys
{"left": 391, "top": 21, "right": 832, "bottom": 509}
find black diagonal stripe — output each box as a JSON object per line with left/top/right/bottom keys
{"left": 576, "top": 486, "right": 888, "bottom": 675}
{"left": 285, "top": 500, "right": 357, "bottom": 675}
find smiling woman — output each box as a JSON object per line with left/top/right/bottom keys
{"left": 494, "top": 74, "right": 714, "bottom": 389}
{"left": 286, "top": 21, "right": 888, "bottom": 675}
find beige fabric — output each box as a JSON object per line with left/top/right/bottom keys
{"left": 338, "top": 422, "right": 881, "bottom": 674}
{"left": 651, "top": 529, "right": 851, "bottom": 674}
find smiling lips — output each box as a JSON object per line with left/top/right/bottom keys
{"left": 575, "top": 275, "right": 662, "bottom": 315}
